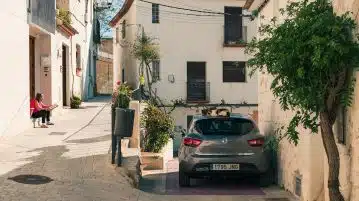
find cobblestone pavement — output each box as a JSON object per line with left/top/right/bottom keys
{"left": 0, "top": 97, "right": 297, "bottom": 201}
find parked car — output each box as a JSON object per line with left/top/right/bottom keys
{"left": 178, "top": 109, "right": 273, "bottom": 187}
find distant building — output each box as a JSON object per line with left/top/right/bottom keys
{"left": 96, "top": 37, "right": 113, "bottom": 95}
{"left": 110, "top": 0, "right": 259, "bottom": 129}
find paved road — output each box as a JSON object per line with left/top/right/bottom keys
{"left": 0, "top": 97, "right": 297, "bottom": 201}
{"left": 140, "top": 159, "right": 297, "bottom": 201}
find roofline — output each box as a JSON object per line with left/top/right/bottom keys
{"left": 243, "top": 0, "right": 255, "bottom": 9}
{"left": 109, "top": 0, "right": 135, "bottom": 27}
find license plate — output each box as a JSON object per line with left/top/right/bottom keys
{"left": 212, "top": 164, "right": 240, "bottom": 171}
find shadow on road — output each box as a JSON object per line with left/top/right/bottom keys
{"left": 140, "top": 171, "right": 267, "bottom": 196}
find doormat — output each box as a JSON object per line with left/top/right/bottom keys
{"left": 49, "top": 132, "right": 67, "bottom": 135}
{"left": 165, "top": 172, "right": 265, "bottom": 195}
{"left": 8, "top": 174, "right": 53, "bottom": 185}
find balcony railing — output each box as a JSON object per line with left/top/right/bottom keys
{"left": 186, "top": 82, "right": 210, "bottom": 103}
{"left": 28, "top": 0, "right": 56, "bottom": 33}
{"left": 223, "top": 26, "right": 247, "bottom": 47}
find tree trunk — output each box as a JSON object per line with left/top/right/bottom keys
{"left": 320, "top": 111, "right": 345, "bottom": 201}
{"left": 145, "top": 65, "right": 152, "bottom": 98}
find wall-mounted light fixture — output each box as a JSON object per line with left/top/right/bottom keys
{"left": 168, "top": 74, "right": 175, "bottom": 83}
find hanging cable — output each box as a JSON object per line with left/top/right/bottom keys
{"left": 138, "top": 0, "right": 229, "bottom": 15}
{"left": 136, "top": 5, "right": 223, "bottom": 17}
{"left": 138, "top": 0, "right": 252, "bottom": 17}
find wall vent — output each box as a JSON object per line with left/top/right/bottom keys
{"left": 294, "top": 171, "right": 302, "bottom": 196}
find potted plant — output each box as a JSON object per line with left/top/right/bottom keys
{"left": 76, "top": 68, "right": 82, "bottom": 76}
{"left": 70, "top": 95, "right": 81, "bottom": 109}
{"left": 112, "top": 81, "right": 135, "bottom": 138}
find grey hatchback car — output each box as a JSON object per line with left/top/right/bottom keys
{"left": 178, "top": 111, "right": 272, "bottom": 187}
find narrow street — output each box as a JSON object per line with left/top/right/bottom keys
{"left": 0, "top": 97, "right": 295, "bottom": 201}
{"left": 140, "top": 159, "right": 296, "bottom": 201}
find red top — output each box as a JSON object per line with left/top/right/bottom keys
{"left": 30, "top": 99, "right": 37, "bottom": 116}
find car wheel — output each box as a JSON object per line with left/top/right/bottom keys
{"left": 179, "top": 170, "right": 190, "bottom": 187}
{"left": 259, "top": 170, "right": 273, "bottom": 187}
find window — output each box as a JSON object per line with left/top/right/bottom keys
{"left": 152, "top": 4, "right": 159, "bottom": 23}
{"left": 122, "top": 20, "right": 126, "bottom": 39}
{"left": 76, "top": 44, "right": 81, "bottom": 69}
{"left": 337, "top": 106, "right": 347, "bottom": 144}
{"left": 223, "top": 61, "right": 246, "bottom": 82}
{"left": 193, "top": 118, "right": 258, "bottom": 135}
{"left": 224, "top": 6, "right": 243, "bottom": 44}
{"left": 152, "top": 60, "right": 160, "bottom": 81}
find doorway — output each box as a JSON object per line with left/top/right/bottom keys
{"left": 29, "top": 36, "right": 36, "bottom": 99}
{"left": 62, "top": 45, "right": 68, "bottom": 106}
{"left": 186, "top": 62, "right": 206, "bottom": 102}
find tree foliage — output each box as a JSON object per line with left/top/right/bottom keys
{"left": 141, "top": 104, "right": 174, "bottom": 153}
{"left": 246, "top": 0, "right": 359, "bottom": 144}
{"left": 132, "top": 30, "right": 160, "bottom": 79}
{"left": 96, "top": 0, "right": 123, "bottom": 38}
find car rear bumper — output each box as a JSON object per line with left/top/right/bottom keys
{"left": 179, "top": 154, "right": 270, "bottom": 175}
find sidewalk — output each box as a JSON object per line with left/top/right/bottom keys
{"left": 0, "top": 96, "right": 139, "bottom": 201}
{"left": 0, "top": 96, "right": 111, "bottom": 175}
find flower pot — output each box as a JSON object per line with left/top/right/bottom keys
{"left": 114, "top": 108, "right": 135, "bottom": 137}
{"left": 76, "top": 68, "right": 82, "bottom": 76}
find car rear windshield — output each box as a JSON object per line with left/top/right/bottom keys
{"left": 193, "top": 118, "right": 257, "bottom": 135}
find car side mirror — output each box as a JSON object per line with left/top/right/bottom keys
{"left": 181, "top": 128, "right": 187, "bottom": 137}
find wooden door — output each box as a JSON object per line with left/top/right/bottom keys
{"left": 62, "top": 45, "right": 67, "bottom": 106}
{"left": 29, "top": 36, "right": 36, "bottom": 99}
{"left": 187, "top": 62, "right": 206, "bottom": 102}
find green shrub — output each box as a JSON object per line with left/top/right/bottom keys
{"left": 70, "top": 96, "right": 81, "bottom": 109}
{"left": 141, "top": 104, "right": 174, "bottom": 153}
{"left": 57, "top": 8, "right": 72, "bottom": 26}
{"left": 112, "top": 82, "right": 132, "bottom": 108}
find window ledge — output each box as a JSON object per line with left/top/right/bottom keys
{"left": 223, "top": 43, "right": 247, "bottom": 47}
{"left": 186, "top": 100, "right": 210, "bottom": 104}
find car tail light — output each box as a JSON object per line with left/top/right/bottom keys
{"left": 183, "top": 137, "right": 202, "bottom": 147}
{"left": 248, "top": 138, "right": 265, "bottom": 147}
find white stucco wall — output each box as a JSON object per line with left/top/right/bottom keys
{"left": 137, "top": 0, "right": 258, "bottom": 104}
{"left": 0, "top": 1, "right": 31, "bottom": 137}
{"left": 0, "top": 0, "right": 96, "bottom": 137}
{"left": 114, "top": 0, "right": 258, "bottom": 104}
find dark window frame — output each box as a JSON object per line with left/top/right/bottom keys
{"left": 152, "top": 60, "right": 160, "bottom": 82}
{"left": 222, "top": 61, "right": 246, "bottom": 83}
{"left": 152, "top": 4, "right": 159, "bottom": 23}
{"left": 224, "top": 6, "right": 243, "bottom": 44}
{"left": 122, "top": 20, "right": 126, "bottom": 39}
{"left": 337, "top": 106, "right": 347, "bottom": 145}
{"left": 76, "top": 44, "right": 81, "bottom": 69}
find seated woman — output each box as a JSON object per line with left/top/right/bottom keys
{"left": 30, "top": 93, "right": 58, "bottom": 128}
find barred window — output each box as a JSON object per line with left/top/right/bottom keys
{"left": 76, "top": 44, "right": 81, "bottom": 69}
{"left": 152, "top": 4, "right": 159, "bottom": 23}
{"left": 223, "top": 61, "right": 246, "bottom": 82}
{"left": 152, "top": 60, "right": 160, "bottom": 82}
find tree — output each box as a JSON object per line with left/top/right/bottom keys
{"left": 131, "top": 30, "right": 160, "bottom": 99}
{"left": 245, "top": 0, "right": 359, "bottom": 200}
{"left": 96, "top": 0, "right": 123, "bottom": 38}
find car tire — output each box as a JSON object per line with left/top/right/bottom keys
{"left": 179, "top": 170, "right": 190, "bottom": 187}
{"left": 259, "top": 170, "right": 273, "bottom": 187}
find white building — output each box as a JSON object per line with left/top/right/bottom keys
{"left": 110, "top": 0, "right": 258, "bottom": 132}
{"left": 0, "top": 0, "right": 98, "bottom": 137}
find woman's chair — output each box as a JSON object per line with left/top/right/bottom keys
{"left": 30, "top": 99, "right": 41, "bottom": 128}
